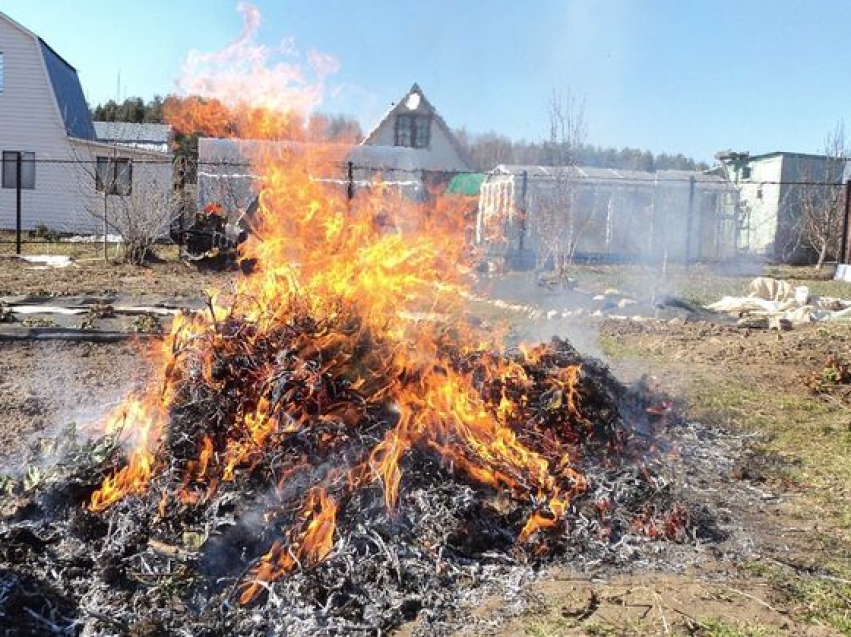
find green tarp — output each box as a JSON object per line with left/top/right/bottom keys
{"left": 445, "top": 173, "right": 485, "bottom": 196}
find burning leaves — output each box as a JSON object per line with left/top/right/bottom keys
{"left": 88, "top": 398, "right": 164, "bottom": 513}
{"left": 1, "top": 67, "right": 706, "bottom": 632}
{"left": 0, "top": 330, "right": 704, "bottom": 633}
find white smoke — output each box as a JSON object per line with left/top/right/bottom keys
{"left": 176, "top": 2, "right": 340, "bottom": 115}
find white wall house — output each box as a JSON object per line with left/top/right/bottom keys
{"left": 0, "top": 10, "right": 173, "bottom": 234}
{"left": 356, "top": 83, "right": 471, "bottom": 181}
{"left": 717, "top": 151, "right": 847, "bottom": 262}
{"left": 196, "top": 84, "right": 472, "bottom": 210}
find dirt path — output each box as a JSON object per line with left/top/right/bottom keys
{"left": 0, "top": 256, "right": 235, "bottom": 298}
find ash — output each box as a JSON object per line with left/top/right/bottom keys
{"left": 0, "top": 332, "right": 720, "bottom": 636}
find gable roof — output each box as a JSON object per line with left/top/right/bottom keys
{"left": 362, "top": 83, "right": 471, "bottom": 169}
{"left": 39, "top": 40, "right": 95, "bottom": 139}
{"left": 0, "top": 10, "right": 95, "bottom": 140}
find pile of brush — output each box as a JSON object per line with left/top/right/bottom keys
{"left": 0, "top": 305, "right": 704, "bottom": 636}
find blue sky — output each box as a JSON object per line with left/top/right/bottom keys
{"left": 2, "top": 0, "right": 850, "bottom": 163}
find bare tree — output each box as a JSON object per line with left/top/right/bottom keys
{"left": 71, "top": 142, "right": 179, "bottom": 264}
{"left": 797, "top": 122, "right": 848, "bottom": 269}
{"left": 534, "top": 90, "right": 588, "bottom": 279}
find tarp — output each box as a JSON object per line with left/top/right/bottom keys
{"left": 446, "top": 172, "right": 485, "bottom": 196}
{"left": 707, "top": 277, "right": 851, "bottom": 323}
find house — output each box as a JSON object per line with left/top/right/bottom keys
{"left": 477, "top": 165, "right": 739, "bottom": 267}
{"left": 355, "top": 83, "right": 470, "bottom": 172}
{"left": 715, "top": 151, "right": 847, "bottom": 262}
{"left": 197, "top": 84, "right": 471, "bottom": 210}
{"left": 0, "top": 10, "right": 173, "bottom": 234}
{"left": 350, "top": 83, "right": 471, "bottom": 198}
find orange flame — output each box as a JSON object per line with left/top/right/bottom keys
{"left": 89, "top": 398, "right": 164, "bottom": 512}
{"left": 86, "top": 4, "right": 594, "bottom": 602}
{"left": 240, "top": 488, "right": 338, "bottom": 604}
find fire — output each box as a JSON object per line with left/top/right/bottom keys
{"left": 89, "top": 397, "right": 164, "bottom": 512}
{"left": 87, "top": 141, "right": 592, "bottom": 598}
{"left": 86, "top": 7, "right": 595, "bottom": 604}
{"left": 240, "top": 488, "right": 338, "bottom": 604}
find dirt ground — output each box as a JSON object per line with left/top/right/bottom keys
{"left": 0, "top": 255, "right": 235, "bottom": 298}
{"left": 495, "top": 318, "right": 851, "bottom": 636}
{"left": 1, "top": 259, "right": 849, "bottom": 635}
{"left": 0, "top": 341, "right": 152, "bottom": 471}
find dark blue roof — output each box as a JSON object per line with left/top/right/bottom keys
{"left": 39, "top": 40, "right": 95, "bottom": 140}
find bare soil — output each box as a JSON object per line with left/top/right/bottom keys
{"left": 0, "top": 255, "right": 235, "bottom": 298}
{"left": 0, "top": 260, "right": 849, "bottom": 635}
{"left": 0, "top": 341, "right": 151, "bottom": 472}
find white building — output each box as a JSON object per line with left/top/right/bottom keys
{"left": 359, "top": 83, "right": 470, "bottom": 174}
{"left": 716, "top": 151, "right": 848, "bottom": 262}
{"left": 0, "top": 10, "right": 173, "bottom": 234}
{"left": 196, "top": 84, "right": 472, "bottom": 211}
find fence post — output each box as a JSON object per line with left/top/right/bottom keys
{"left": 347, "top": 161, "right": 354, "bottom": 202}
{"left": 685, "top": 175, "right": 695, "bottom": 267}
{"left": 517, "top": 170, "right": 528, "bottom": 266}
{"left": 103, "top": 193, "right": 109, "bottom": 262}
{"left": 15, "top": 153, "right": 22, "bottom": 255}
{"left": 840, "top": 179, "right": 851, "bottom": 265}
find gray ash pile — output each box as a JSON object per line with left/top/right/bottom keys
{"left": 0, "top": 311, "right": 710, "bottom": 636}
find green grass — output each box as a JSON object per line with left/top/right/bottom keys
{"left": 737, "top": 558, "right": 851, "bottom": 635}
{"left": 564, "top": 263, "right": 751, "bottom": 306}
{"left": 686, "top": 375, "right": 851, "bottom": 516}
{"left": 691, "top": 617, "right": 772, "bottom": 637}
{"left": 600, "top": 322, "right": 851, "bottom": 634}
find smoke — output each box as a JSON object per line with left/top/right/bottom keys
{"left": 0, "top": 342, "right": 151, "bottom": 476}
{"left": 175, "top": 2, "right": 340, "bottom": 116}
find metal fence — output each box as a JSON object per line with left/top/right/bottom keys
{"left": 2, "top": 154, "right": 850, "bottom": 265}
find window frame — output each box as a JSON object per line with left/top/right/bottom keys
{"left": 95, "top": 156, "right": 133, "bottom": 196}
{"left": 394, "top": 114, "right": 431, "bottom": 149}
{"left": 412, "top": 115, "right": 431, "bottom": 149}
{"left": 395, "top": 114, "right": 412, "bottom": 147}
{"left": 2, "top": 151, "right": 36, "bottom": 190}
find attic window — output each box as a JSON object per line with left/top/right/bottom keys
{"left": 395, "top": 114, "right": 430, "bottom": 149}
{"left": 741, "top": 166, "right": 752, "bottom": 179}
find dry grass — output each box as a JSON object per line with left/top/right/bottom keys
{"left": 0, "top": 231, "right": 180, "bottom": 261}
{"left": 563, "top": 262, "right": 851, "bottom": 307}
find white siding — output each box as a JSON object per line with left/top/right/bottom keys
{"left": 736, "top": 156, "right": 783, "bottom": 255}
{"left": 69, "top": 140, "right": 174, "bottom": 235}
{"left": 0, "top": 16, "right": 173, "bottom": 234}
{"left": 0, "top": 16, "right": 82, "bottom": 231}
{"left": 367, "top": 114, "right": 468, "bottom": 172}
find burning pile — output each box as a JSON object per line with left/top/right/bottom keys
{"left": 0, "top": 153, "right": 701, "bottom": 635}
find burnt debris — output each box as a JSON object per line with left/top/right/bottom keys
{"left": 0, "top": 311, "right": 708, "bottom": 636}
